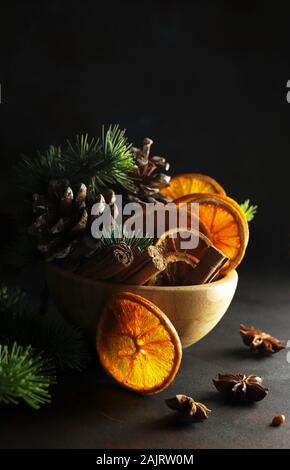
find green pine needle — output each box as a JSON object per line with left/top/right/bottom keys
{"left": 101, "top": 226, "right": 153, "bottom": 252}
{"left": 65, "top": 125, "right": 136, "bottom": 192}
{"left": 0, "top": 342, "right": 55, "bottom": 409}
{"left": 0, "top": 285, "right": 90, "bottom": 371}
{"left": 64, "top": 133, "right": 101, "bottom": 186}
{"left": 98, "top": 125, "right": 136, "bottom": 191}
{"left": 14, "top": 124, "right": 136, "bottom": 195}
{"left": 240, "top": 199, "right": 258, "bottom": 222}
{"left": 14, "top": 145, "right": 65, "bottom": 194}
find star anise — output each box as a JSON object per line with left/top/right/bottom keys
{"left": 240, "top": 324, "right": 285, "bottom": 354}
{"left": 165, "top": 394, "right": 211, "bottom": 420}
{"left": 213, "top": 374, "right": 268, "bottom": 402}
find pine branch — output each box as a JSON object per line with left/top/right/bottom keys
{"left": 64, "top": 134, "right": 101, "bottom": 187}
{"left": 0, "top": 342, "right": 55, "bottom": 409}
{"left": 65, "top": 125, "right": 136, "bottom": 192}
{"left": 0, "top": 285, "right": 90, "bottom": 371}
{"left": 14, "top": 125, "right": 136, "bottom": 196}
{"left": 98, "top": 125, "right": 136, "bottom": 191}
{"left": 14, "top": 145, "right": 65, "bottom": 194}
{"left": 240, "top": 199, "right": 258, "bottom": 222}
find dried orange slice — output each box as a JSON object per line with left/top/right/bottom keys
{"left": 160, "top": 173, "right": 226, "bottom": 200}
{"left": 96, "top": 292, "right": 182, "bottom": 394}
{"left": 156, "top": 227, "right": 213, "bottom": 260}
{"left": 149, "top": 251, "right": 199, "bottom": 286}
{"left": 174, "top": 193, "right": 248, "bottom": 274}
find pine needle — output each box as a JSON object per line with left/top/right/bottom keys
{"left": 0, "top": 342, "right": 55, "bottom": 409}
{"left": 14, "top": 146, "right": 65, "bottom": 194}
{"left": 240, "top": 199, "right": 258, "bottom": 222}
{"left": 100, "top": 226, "right": 153, "bottom": 252}
{"left": 14, "top": 124, "right": 136, "bottom": 195}
{"left": 97, "top": 125, "right": 136, "bottom": 191}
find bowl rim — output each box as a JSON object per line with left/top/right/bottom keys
{"left": 46, "top": 263, "right": 238, "bottom": 292}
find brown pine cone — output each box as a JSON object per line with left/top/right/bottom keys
{"left": 28, "top": 179, "right": 118, "bottom": 262}
{"left": 128, "top": 137, "right": 172, "bottom": 203}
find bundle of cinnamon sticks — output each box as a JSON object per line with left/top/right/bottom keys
{"left": 76, "top": 239, "right": 228, "bottom": 286}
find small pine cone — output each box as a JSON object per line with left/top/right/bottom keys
{"left": 128, "top": 138, "right": 172, "bottom": 203}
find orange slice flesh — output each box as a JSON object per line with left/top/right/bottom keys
{"left": 149, "top": 251, "right": 200, "bottom": 286}
{"left": 160, "top": 173, "right": 226, "bottom": 200}
{"left": 156, "top": 227, "right": 213, "bottom": 260}
{"left": 96, "top": 292, "right": 182, "bottom": 394}
{"left": 174, "top": 193, "right": 249, "bottom": 274}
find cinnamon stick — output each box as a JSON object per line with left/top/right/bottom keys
{"left": 77, "top": 242, "right": 133, "bottom": 280}
{"left": 188, "top": 245, "right": 228, "bottom": 285}
{"left": 112, "top": 245, "right": 166, "bottom": 285}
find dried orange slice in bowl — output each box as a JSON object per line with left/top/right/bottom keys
{"left": 174, "top": 193, "right": 249, "bottom": 274}
{"left": 156, "top": 227, "right": 213, "bottom": 260}
{"left": 96, "top": 292, "right": 182, "bottom": 394}
{"left": 160, "top": 173, "right": 226, "bottom": 200}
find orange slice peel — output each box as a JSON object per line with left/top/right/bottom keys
{"left": 174, "top": 193, "right": 249, "bottom": 274}
{"left": 160, "top": 173, "right": 226, "bottom": 200}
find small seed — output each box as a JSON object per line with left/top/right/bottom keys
{"left": 271, "top": 414, "right": 285, "bottom": 426}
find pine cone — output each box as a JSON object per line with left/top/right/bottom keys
{"left": 128, "top": 138, "right": 172, "bottom": 203}
{"left": 28, "top": 180, "right": 118, "bottom": 262}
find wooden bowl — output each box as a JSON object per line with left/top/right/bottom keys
{"left": 46, "top": 264, "right": 238, "bottom": 349}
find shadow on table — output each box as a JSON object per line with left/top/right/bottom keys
{"left": 197, "top": 390, "right": 259, "bottom": 409}
{"left": 216, "top": 346, "right": 276, "bottom": 361}
{"left": 0, "top": 369, "right": 147, "bottom": 426}
{"left": 148, "top": 413, "right": 204, "bottom": 431}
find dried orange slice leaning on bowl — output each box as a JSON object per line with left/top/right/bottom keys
{"left": 174, "top": 193, "right": 249, "bottom": 274}
{"left": 96, "top": 292, "right": 182, "bottom": 394}
{"left": 160, "top": 173, "right": 226, "bottom": 200}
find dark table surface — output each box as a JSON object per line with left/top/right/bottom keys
{"left": 0, "top": 265, "right": 289, "bottom": 449}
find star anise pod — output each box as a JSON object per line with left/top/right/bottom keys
{"left": 213, "top": 374, "right": 268, "bottom": 402}
{"left": 240, "top": 324, "right": 285, "bottom": 354}
{"left": 165, "top": 394, "right": 211, "bottom": 420}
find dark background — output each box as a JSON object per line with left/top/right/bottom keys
{"left": 1, "top": 1, "right": 290, "bottom": 268}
